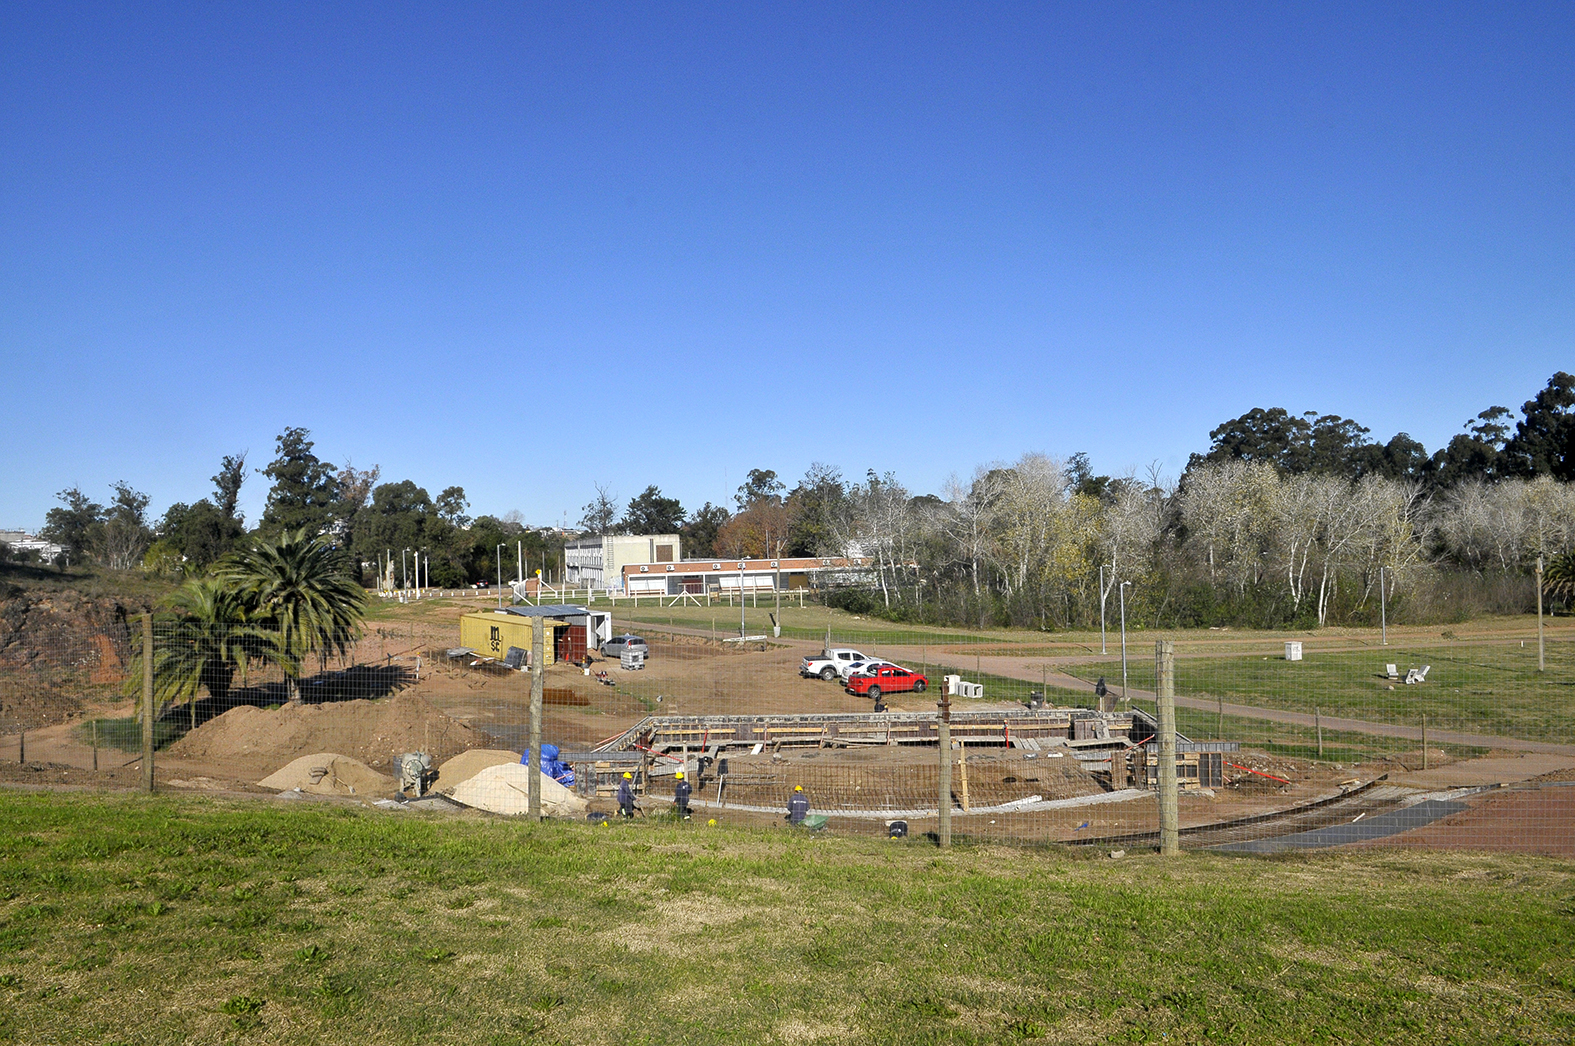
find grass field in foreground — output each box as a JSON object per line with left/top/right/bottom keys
{"left": 1, "top": 793, "right": 1572, "bottom": 1045}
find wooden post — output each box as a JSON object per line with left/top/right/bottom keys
{"left": 937, "top": 692, "right": 952, "bottom": 848}
{"left": 528, "top": 618, "right": 544, "bottom": 820}
{"left": 957, "top": 739, "right": 970, "bottom": 812}
{"left": 17, "top": 730, "right": 23, "bottom": 765}
{"left": 1315, "top": 706, "right": 1324, "bottom": 760}
{"left": 1536, "top": 555, "right": 1545, "bottom": 673}
{"left": 1217, "top": 694, "right": 1223, "bottom": 741}
{"left": 142, "top": 613, "right": 155, "bottom": 793}
{"left": 1421, "top": 714, "right": 1428, "bottom": 772}
{"left": 1155, "top": 640, "right": 1179, "bottom": 856}
{"left": 92, "top": 719, "right": 98, "bottom": 772}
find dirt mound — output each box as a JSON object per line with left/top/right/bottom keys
{"left": 434, "top": 749, "right": 520, "bottom": 790}
{"left": 165, "top": 694, "right": 490, "bottom": 771}
{"left": 258, "top": 753, "right": 395, "bottom": 797}
{"left": 449, "top": 762, "right": 588, "bottom": 818}
{"left": 0, "top": 588, "right": 146, "bottom": 728}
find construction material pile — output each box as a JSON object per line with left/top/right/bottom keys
{"left": 258, "top": 753, "right": 395, "bottom": 797}
{"left": 448, "top": 763, "right": 589, "bottom": 818}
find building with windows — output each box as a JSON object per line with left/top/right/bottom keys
{"left": 620, "top": 555, "right": 874, "bottom": 596}
{"left": 562, "top": 534, "right": 681, "bottom": 591}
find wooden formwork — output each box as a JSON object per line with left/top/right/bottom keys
{"left": 1127, "top": 742, "right": 1238, "bottom": 791}
{"left": 590, "top": 707, "right": 1159, "bottom": 755}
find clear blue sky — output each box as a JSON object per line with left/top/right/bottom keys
{"left": 3, "top": 2, "right": 1571, "bottom": 530}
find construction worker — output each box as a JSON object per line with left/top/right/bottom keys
{"left": 617, "top": 772, "right": 637, "bottom": 819}
{"left": 786, "top": 784, "right": 809, "bottom": 826}
{"left": 673, "top": 771, "right": 692, "bottom": 820}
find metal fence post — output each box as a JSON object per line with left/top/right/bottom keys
{"left": 1155, "top": 640, "right": 1179, "bottom": 856}
{"left": 142, "top": 612, "right": 155, "bottom": 793}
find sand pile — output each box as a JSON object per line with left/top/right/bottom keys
{"left": 258, "top": 753, "right": 395, "bottom": 797}
{"left": 434, "top": 749, "right": 520, "bottom": 790}
{"left": 449, "top": 763, "right": 588, "bottom": 818}
{"left": 165, "top": 694, "right": 489, "bottom": 772}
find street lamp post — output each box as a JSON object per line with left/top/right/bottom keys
{"left": 1119, "top": 581, "right": 1132, "bottom": 702}
{"left": 739, "top": 560, "right": 747, "bottom": 638}
{"left": 497, "top": 544, "right": 506, "bottom": 609}
{"left": 419, "top": 548, "right": 428, "bottom": 599}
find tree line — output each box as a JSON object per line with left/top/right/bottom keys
{"left": 20, "top": 371, "right": 1573, "bottom": 628}
{"left": 31, "top": 427, "right": 562, "bottom": 588}
{"left": 575, "top": 371, "right": 1575, "bottom": 628}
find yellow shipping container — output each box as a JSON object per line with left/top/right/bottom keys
{"left": 459, "top": 611, "right": 563, "bottom": 665}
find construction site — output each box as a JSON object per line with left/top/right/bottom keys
{"left": 6, "top": 589, "right": 1568, "bottom": 854}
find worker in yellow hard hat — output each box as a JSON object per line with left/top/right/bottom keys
{"left": 673, "top": 769, "right": 692, "bottom": 820}
{"left": 787, "top": 784, "right": 809, "bottom": 826}
{"left": 617, "top": 771, "right": 636, "bottom": 819}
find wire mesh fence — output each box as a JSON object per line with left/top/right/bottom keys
{"left": 1, "top": 596, "right": 1570, "bottom": 856}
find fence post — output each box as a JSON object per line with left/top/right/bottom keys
{"left": 937, "top": 691, "right": 952, "bottom": 849}
{"left": 142, "top": 612, "right": 155, "bottom": 793}
{"left": 1155, "top": 640, "right": 1179, "bottom": 856}
{"left": 1537, "top": 555, "right": 1546, "bottom": 673}
{"left": 529, "top": 616, "right": 544, "bottom": 820}
{"left": 1421, "top": 714, "right": 1428, "bottom": 772}
{"left": 1315, "top": 706, "right": 1324, "bottom": 760}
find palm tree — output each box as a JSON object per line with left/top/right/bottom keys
{"left": 1544, "top": 552, "right": 1575, "bottom": 603}
{"left": 124, "top": 577, "right": 277, "bottom": 725}
{"left": 220, "top": 529, "right": 366, "bottom": 702}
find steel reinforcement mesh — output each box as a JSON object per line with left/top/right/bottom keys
{"left": 0, "top": 594, "right": 1570, "bottom": 857}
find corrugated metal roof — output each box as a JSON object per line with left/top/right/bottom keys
{"left": 502, "top": 604, "right": 591, "bottom": 618}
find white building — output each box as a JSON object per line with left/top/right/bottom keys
{"left": 0, "top": 530, "right": 66, "bottom": 562}
{"left": 563, "top": 534, "right": 681, "bottom": 591}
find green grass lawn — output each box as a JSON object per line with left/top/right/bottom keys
{"left": 1065, "top": 641, "right": 1575, "bottom": 744}
{"left": 1, "top": 792, "right": 1571, "bottom": 1045}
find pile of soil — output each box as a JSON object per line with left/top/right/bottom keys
{"left": 164, "top": 694, "right": 492, "bottom": 772}
{"left": 0, "top": 588, "right": 146, "bottom": 728}
{"left": 434, "top": 749, "right": 520, "bottom": 790}
{"left": 0, "top": 687, "right": 83, "bottom": 731}
{"left": 258, "top": 753, "right": 396, "bottom": 796}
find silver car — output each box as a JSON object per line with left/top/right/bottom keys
{"left": 602, "top": 634, "right": 649, "bottom": 659}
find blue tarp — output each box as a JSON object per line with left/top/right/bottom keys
{"left": 521, "top": 744, "right": 575, "bottom": 787}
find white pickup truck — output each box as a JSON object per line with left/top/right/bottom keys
{"left": 799, "top": 648, "right": 872, "bottom": 681}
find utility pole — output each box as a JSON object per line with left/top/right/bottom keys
{"left": 937, "top": 688, "right": 952, "bottom": 849}
{"left": 529, "top": 611, "right": 544, "bottom": 820}
{"left": 1119, "top": 581, "right": 1131, "bottom": 702}
{"left": 1155, "top": 640, "right": 1179, "bottom": 856}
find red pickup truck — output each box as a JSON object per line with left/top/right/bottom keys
{"left": 845, "top": 665, "right": 928, "bottom": 699}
